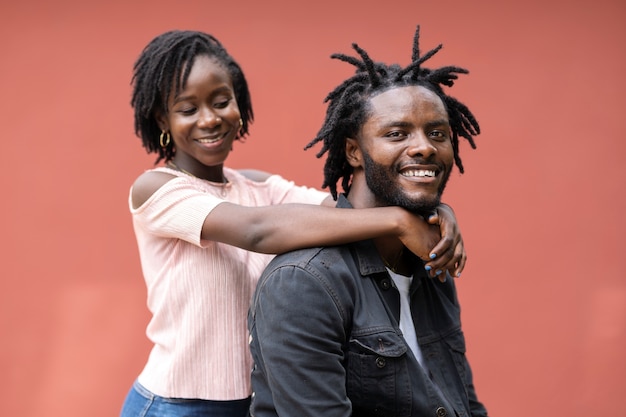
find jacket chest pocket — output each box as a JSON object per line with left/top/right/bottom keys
{"left": 346, "top": 329, "right": 411, "bottom": 416}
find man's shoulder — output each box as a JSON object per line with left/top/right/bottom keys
{"left": 253, "top": 245, "right": 358, "bottom": 320}
{"left": 266, "top": 245, "right": 350, "bottom": 276}
{"left": 255, "top": 245, "right": 360, "bottom": 298}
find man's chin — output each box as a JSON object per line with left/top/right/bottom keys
{"left": 393, "top": 193, "right": 441, "bottom": 215}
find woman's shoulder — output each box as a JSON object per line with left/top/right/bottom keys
{"left": 235, "top": 169, "right": 274, "bottom": 182}
{"left": 130, "top": 167, "right": 178, "bottom": 209}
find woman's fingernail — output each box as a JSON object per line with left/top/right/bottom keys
{"left": 456, "top": 272, "right": 461, "bottom": 278}
{"left": 425, "top": 265, "right": 432, "bottom": 271}
{"left": 436, "top": 269, "right": 442, "bottom": 275}
{"left": 430, "top": 253, "right": 437, "bottom": 259}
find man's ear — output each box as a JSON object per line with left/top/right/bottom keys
{"left": 345, "top": 138, "right": 362, "bottom": 168}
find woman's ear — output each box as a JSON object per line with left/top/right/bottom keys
{"left": 345, "top": 138, "right": 362, "bottom": 168}
{"left": 155, "top": 110, "right": 169, "bottom": 132}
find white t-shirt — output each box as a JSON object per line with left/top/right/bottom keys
{"left": 387, "top": 269, "right": 426, "bottom": 367}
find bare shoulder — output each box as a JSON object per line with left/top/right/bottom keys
{"left": 237, "top": 169, "right": 273, "bottom": 182}
{"left": 130, "top": 170, "right": 177, "bottom": 209}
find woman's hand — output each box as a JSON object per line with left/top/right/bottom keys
{"left": 424, "top": 203, "right": 467, "bottom": 280}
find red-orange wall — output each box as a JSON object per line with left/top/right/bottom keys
{"left": 1, "top": 1, "right": 624, "bottom": 416}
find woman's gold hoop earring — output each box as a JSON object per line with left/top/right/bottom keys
{"left": 239, "top": 118, "right": 243, "bottom": 128}
{"left": 160, "top": 131, "right": 171, "bottom": 148}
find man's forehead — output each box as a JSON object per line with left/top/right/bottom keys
{"left": 370, "top": 85, "right": 441, "bottom": 104}
{"left": 366, "top": 86, "right": 448, "bottom": 121}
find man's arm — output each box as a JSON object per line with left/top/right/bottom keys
{"left": 249, "top": 264, "right": 351, "bottom": 417}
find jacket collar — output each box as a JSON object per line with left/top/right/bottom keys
{"left": 336, "top": 194, "right": 394, "bottom": 277}
{"left": 336, "top": 194, "right": 426, "bottom": 281}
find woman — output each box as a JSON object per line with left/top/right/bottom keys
{"left": 120, "top": 30, "right": 466, "bottom": 417}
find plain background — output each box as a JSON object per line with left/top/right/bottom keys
{"left": 1, "top": 0, "right": 624, "bottom": 416}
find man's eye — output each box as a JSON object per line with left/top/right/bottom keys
{"left": 430, "top": 131, "right": 448, "bottom": 141}
{"left": 386, "top": 131, "right": 405, "bottom": 139}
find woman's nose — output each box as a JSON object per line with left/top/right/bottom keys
{"left": 197, "top": 109, "right": 221, "bottom": 128}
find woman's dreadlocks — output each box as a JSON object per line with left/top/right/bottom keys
{"left": 305, "top": 25, "right": 480, "bottom": 199}
{"left": 131, "top": 30, "right": 253, "bottom": 163}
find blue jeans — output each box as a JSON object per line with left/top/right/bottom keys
{"left": 120, "top": 380, "right": 251, "bottom": 417}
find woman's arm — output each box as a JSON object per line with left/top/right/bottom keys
{"left": 203, "top": 202, "right": 461, "bottom": 276}
{"left": 132, "top": 170, "right": 466, "bottom": 277}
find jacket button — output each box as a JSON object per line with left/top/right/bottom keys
{"left": 380, "top": 278, "right": 391, "bottom": 290}
{"left": 375, "top": 357, "right": 386, "bottom": 368}
{"left": 435, "top": 406, "right": 448, "bottom": 417}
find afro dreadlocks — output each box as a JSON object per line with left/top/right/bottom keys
{"left": 305, "top": 25, "right": 480, "bottom": 199}
{"left": 131, "top": 30, "right": 253, "bottom": 163}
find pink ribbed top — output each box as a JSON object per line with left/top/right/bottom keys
{"left": 129, "top": 166, "right": 327, "bottom": 400}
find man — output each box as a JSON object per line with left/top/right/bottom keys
{"left": 248, "top": 26, "right": 488, "bottom": 417}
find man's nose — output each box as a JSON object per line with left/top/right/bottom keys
{"left": 406, "top": 132, "right": 436, "bottom": 158}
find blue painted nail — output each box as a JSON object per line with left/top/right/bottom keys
{"left": 456, "top": 272, "right": 461, "bottom": 278}
{"left": 429, "top": 253, "right": 437, "bottom": 259}
{"left": 436, "top": 270, "right": 442, "bottom": 275}
{"left": 425, "top": 265, "right": 432, "bottom": 271}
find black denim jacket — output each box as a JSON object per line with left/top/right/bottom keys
{"left": 248, "top": 196, "right": 488, "bottom": 417}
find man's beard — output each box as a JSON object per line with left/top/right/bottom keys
{"left": 361, "top": 150, "right": 450, "bottom": 215}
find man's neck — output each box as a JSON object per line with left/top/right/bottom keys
{"left": 346, "top": 182, "right": 412, "bottom": 275}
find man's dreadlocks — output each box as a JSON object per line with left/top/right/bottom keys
{"left": 305, "top": 25, "right": 480, "bottom": 199}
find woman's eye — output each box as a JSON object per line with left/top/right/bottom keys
{"left": 214, "top": 98, "right": 231, "bottom": 109}
{"left": 177, "top": 107, "right": 196, "bottom": 115}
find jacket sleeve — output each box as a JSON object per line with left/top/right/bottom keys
{"left": 466, "top": 361, "right": 489, "bottom": 417}
{"left": 249, "top": 263, "right": 352, "bottom": 417}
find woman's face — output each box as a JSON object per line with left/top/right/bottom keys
{"left": 158, "top": 55, "right": 241, "bottom": 178}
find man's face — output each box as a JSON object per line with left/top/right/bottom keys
{"left": 350, "top": 85, "right": 454, "bottom": 214}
